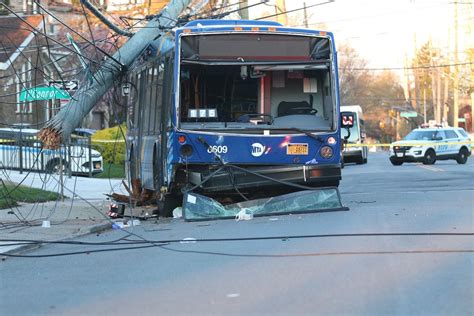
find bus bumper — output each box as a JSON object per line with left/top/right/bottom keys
{"left": 186, "top": 164, "right": 341, "bottom": 192}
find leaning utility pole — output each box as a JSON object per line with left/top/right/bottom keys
{"left": 39, "top": 0, "right": 193, "bottom": 148}
{"left": 303, "top": 2, "right": 309, "bottom": 28}
{"left": 239, "top": 0, "right": 249, "bottom": 19}
{"left": 275, "top": 0, "right": 287, "bottom": 25}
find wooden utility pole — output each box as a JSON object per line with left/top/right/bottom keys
{"left": 437, "top": 65, "right": 441, "bottom": 123}
{"left": 404, "top": 54, "right": 412, "bottom": 105}
{"left": 429, "top": 40, "right": 437, "bottom": 122}
{"left": 443, "top": 71, "right": 449, "bottom": 126}
{"left": 453, "top": 1, "right": 459, "bottom": 127}
{"left": 412, "top": 34, "right": 418, "bottom": 110}
{"left": 423, "top": 88, "right": 427, "bottom": 124}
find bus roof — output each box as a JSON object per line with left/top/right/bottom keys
{"left": 184, "top": 20, "right": 283, "bottom": 28}
{"left": 179, "top": 19, "right": 333, "bottom": 37}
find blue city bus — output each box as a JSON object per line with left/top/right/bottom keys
{"left": 126, "top": 20, "right": 342, "bottom": 216}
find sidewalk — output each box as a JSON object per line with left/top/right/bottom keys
{"left": 3, "top": 170, "right": 126, "bottom": 201}
{"left": 0, "top": 200, "right": 113, "bottom": 254}
{"left": 0, "top": 171, "right": 128, "bottom": 255}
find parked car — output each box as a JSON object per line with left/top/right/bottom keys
{"left": 0, "top": 127, "right": 103, "bottom": 175}
{"left": 389, "top": 126, "right": 471, "bottom": 165}
{"left": 72, "top": 128, "right": 97, "bottom": 138}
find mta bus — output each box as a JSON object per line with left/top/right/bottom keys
{"left": 126, "top": 20, "right": 343, "bottom": 216}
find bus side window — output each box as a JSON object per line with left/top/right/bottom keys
{"left": 142, "top": 68, "right": 152, "bottom": 135}
{"left": 153, "top": 59, "right": 165, "bottom": 133}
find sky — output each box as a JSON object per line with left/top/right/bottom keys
{"left": 247, "top": 0, "right": 473, "bottom": 71}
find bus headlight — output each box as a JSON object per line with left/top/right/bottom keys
{"left": 180, "top": 144, "right": 193, "bottom": 157}
{"left": 327, "top": 136, "right": 336, "bottom": 145}
{"left": 320, "top": 146, "right": 333, "bottom": 159}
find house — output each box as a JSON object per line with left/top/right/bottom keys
{"left": 0, "top": 14, "right": 51, "bottom": 127}
{"left": 0, "top": 8, "right": 109, "bottom": 129}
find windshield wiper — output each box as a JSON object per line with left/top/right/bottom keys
{"left": 271, "top": 127, "right": 325, "bottom": 142}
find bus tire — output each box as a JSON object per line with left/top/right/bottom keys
{"left": 159, "top": 193, "right": 181, "bottom": 218}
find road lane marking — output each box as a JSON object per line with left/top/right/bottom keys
{"left": 418, "top": 165, "right": 444, "bottom": 172}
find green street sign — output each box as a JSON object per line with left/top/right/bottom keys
{"left": 458, "top": 118, "right": 466, "bottom": 123}
{"left": 400, "top": 111, "right": 418, "bottom": 118}
{"left": 20, "top": 86, "right": 71, "bottom": 102}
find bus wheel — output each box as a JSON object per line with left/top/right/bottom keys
{"left": 158, "top": 193, "right": 182, "bottom": 218}
{"left": 46, "top": 159, "right": 68, "bottom": 175}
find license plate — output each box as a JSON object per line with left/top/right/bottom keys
{"left": 287, "top": 143, "right": 308, "bottom": 155}
{"left": 396, "top": 153, "right": 403, "bottom": 158}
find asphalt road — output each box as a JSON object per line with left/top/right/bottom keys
{"left": 1, "top": 152, "right": 473, "bottom": 316}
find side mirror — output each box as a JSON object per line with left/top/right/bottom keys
{"left": 341, "top": 113, "right": 354, "bottom": 128}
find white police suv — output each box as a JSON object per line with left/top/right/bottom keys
{"left": 389, "top": 127, "right": 471, "bottom": 165}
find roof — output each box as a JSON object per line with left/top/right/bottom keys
{"left": 0, "top": 15, "right": 43, "bottom": 67}
{"left": 413, "top": 126, "right": 457, "bottom": 131}
{"left": 184, "top": 20, "right": 283, "bottom": 27}
{"left": 341, "top": 105, "right": 363, "bottom": 113}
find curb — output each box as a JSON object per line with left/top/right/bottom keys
{"left": 78, "top": 222, "right": 113, "bottom": 234}
{"left": 0, "top": 242, "right": 42, "bottom": 257}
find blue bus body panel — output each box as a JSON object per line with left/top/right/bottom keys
{"left": 172, "top": 133, "right": 340, "bottom": 166}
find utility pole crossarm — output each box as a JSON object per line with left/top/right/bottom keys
{"left": 39, "top": 0, "right": 193, "bottom": 148}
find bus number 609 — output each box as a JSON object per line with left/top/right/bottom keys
{"left": 207, "top": 145, "right": 228, "bottom": 154}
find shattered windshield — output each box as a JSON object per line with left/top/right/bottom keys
{"left": 182, "top": 188, "right": 346, "bottom": 221}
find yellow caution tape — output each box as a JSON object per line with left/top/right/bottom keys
{"left": 346, "top": 141, "right": 474, "bottom": 148}
{"left": 91, "top": 139, "right": 126, "bottom": 143}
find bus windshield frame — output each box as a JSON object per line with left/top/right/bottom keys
{"left": 177, "top": 32, "right": 337, "bottom": 134}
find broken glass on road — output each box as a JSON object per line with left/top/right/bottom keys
{"left": 183, "top": 188, "right": 348, "bottom": 221}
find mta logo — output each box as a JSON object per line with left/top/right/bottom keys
{"left": 251, "top": 143, "right": 265, "bottom": 157}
